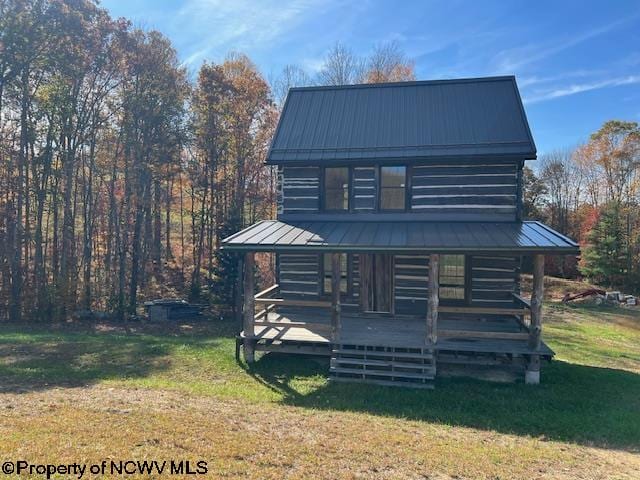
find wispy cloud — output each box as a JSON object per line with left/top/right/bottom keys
{"left": 493, "top": 15, "right": 638, "bottom": 74}
{"left": 524, "top": 75, "right": 640, "bottom": 103}
{"left": 175, "top": 0, "right": 328, "bottom": 66}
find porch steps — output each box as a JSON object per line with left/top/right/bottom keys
{"left": 330, "top": 344, "right": 436, "bottom": 389}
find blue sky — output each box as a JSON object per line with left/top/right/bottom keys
{"left": 101, "top": 0, "right": 640, "bottom": 155}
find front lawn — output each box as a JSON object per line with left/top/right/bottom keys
{"left": 1, "top": 300, "right": 639, "bottom": 479}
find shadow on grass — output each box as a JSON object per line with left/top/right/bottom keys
{"left": 0, "top": 323, "right": 225, "bottom": 393}
{"left": 248, "top": 353, "right": 640, "bottom": 451}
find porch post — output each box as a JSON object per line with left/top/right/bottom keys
{"left": 330, "top": 252, "right": 342, "bottom": 343}
{"left": 243, "top": 251, "right": 256, "bottom": 363}
{"left": 427, "top": 254, "right": 439, "bottom": 344}
{"left": 526, "top": 254, "right": 544, "bottom": 384}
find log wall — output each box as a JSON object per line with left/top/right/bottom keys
{"left": 410, "top": 163, "right": 518, "bottom": 220}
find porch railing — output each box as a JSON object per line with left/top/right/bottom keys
{"left": 252, "top": 284, "right": 331, "bottom": 330}
{"left": 251, "top": 286, "right": 535, "bottom": 342}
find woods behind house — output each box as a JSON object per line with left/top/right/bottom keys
{"left": 1, "top": 0, "right": 638, "bottom": 323}
{"left": 524, "top": 121, "right": 640, "bottom": 289}
{"left": 0, "top": 0, "right": 417, "bottom": 321}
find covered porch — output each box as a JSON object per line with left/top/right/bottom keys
{"left": 223, "top": 220, "right": 579, "bottom": 386}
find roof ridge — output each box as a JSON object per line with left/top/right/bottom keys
{"left": 288, "top": 75, "right": 516, "bottom": 93}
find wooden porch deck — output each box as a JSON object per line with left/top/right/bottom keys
{"left": 246, "top": 307, "right": 554, "bottom": 357}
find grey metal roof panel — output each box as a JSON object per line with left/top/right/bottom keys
{"left": 222, "top": 220, "right": 578, "bottom": 254}
{"left": 267, "top": 76, "right": 536, "bottom": 165}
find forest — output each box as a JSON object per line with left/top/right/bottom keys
{"left": 1, "top": 0, "right": 639, "bottom": 323}
{"left": 0, "top": 0, "right": 417, "bottom": 321}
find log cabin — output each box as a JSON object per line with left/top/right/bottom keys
{"left": 222, "top": 76, "right": 579, "bottom": 388}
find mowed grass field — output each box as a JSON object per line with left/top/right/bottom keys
{"left": 1, "top": 281, "right": 639, "bottom": 479}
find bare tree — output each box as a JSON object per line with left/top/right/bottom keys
{"left": 363, "top": 41, "right": 415, "bottom": 83}
{"left": 317, "top": 42, "right": 363, "bottom": 86}
{"left": 271, "top": 64, "right": 311, "bottom": 107}
{"left": 540, "top": 149, "right": 581, "bottom": 235}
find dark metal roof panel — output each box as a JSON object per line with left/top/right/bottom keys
{"left": 267, "top": 76, "right": 536, "bottom": 165}
{"left": 222, "top": 220, "right": 578, "bottom": 254}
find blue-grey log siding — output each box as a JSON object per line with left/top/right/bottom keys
{"left": 470, "top": 255, "right": 520, "bottom": 305}
{"left": 394, "top": 254, "right": 430, "bottom": 315}
{"left": 278, "top": 166, "right": 320, "bottom": 215}
{"left": 352, "top": 167, "right": 377, "bottom": 211}
{"left": 410, "top": 164, "right": 518, "bottom": 219}
{"left": 278, "top": 253, "right": 319, "bottom": 297}
{"left": 277, "top": 253, "right": 520, "bottom": 311}
{"left": 278, "top": 162, "right": 519, "bottom": 218}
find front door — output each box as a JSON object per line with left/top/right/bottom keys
{"left": 359, "top": 254, "right": 393, "bottom": 313}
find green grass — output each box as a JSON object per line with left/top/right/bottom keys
{"left": 1, "top": 302, "right": 639, "bottom": 452}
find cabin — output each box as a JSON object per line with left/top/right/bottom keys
{"left": 222, "top": 76, "right": 579, "bottom": 388}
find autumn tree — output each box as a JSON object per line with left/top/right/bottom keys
{"left": 362, "top": 41, "right": 415, "bottom": 83}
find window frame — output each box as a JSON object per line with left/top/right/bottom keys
{"left": 320, "top": 253, "right": 351, "bottom": 297}
{"left": 321, "top": 166, "right": 351, "bottom": 212}
{"left": 378, "top": 165, "right": 409, "bottom": 212}
{"left": 438, "top": 254, "right": 470, "bottom": 305}
{"left": 319, "top": 164, "right": 410, "bottom": 213}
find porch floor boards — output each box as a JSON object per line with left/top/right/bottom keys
{"left": 247, "top": 307, "right": 554, "bottom": 356}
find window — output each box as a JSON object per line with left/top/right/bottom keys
{"left": 324, "top": 167, "right": 349, "bottom": 211}
{"left": 323, "top": 253, "right": 348, "bottom": 294}
{"left": 380, "top": 166, "right": 406, "bottom": 210}
{"left": 439, "top": 255, "right": 466, "bottom": 301}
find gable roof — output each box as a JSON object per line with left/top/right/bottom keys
{"left": 267, "top": 76, "right": 536, "bottom": 165}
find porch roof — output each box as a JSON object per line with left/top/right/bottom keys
{"left": 222, "top": 220, "right": 579, "bottom": 254}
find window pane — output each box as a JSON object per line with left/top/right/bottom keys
{"left": 381, "top": 166, "right": 406, "bottom": 187}
{"left": 323, "top": 253, "right": 347, "bottom": 294}
{"left": 380, "top": 166, "right": 405, "bottom": 210}
{"left": 380, "top": 188, "right": 405, "bottom": 210}
{"left": 439, "top": 255, "right": 465, "bottom": 301}
{"left": 324, "top": 168, "right": 349, "bottom": 210}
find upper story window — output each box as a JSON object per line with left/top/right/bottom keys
{"left": 324, "top": 167, "right": 349, "bottom": 211}
{"left": 380, "top": 166, "right": 406, "bottom": 210}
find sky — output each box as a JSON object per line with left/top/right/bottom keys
{"left": 101, "top": 0, "right": 640, "bottom": 156}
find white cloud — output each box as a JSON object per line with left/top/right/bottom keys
{"left": 175, "top": 0, "right": 328, "bottom": 66}
{"left": 524, "top": 75, "right": 640, "bottom": 104}
{"left": 493, "top": 15, "right": 638, "bottom": 74}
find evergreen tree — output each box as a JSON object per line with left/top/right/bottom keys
{"left": 581, "top": 203, "right": 628, "bottom": 288}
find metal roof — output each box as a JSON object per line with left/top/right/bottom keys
{"left": 222, "top": 220, "right": 578, "bottom": 254}
{"left": 267, "top": 76, "right": 536, "bottom": 165}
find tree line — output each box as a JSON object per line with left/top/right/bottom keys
{"left": 523, "top": 120, "right": 640, "bottom": 291}
{"left": 0, "top": 0, "right": 415, "bottom": 322}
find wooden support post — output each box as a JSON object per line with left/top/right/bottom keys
{"left": 529, "top": 254, "right": 544, "bottom": 350}
{"left": 243, "top": 252, "right": 255, "bottom": 364}
{"left": 526, "top": 254, "right": 544, "bottom": 384}
{"left": 526, "top": 354, "right": 541, "bottom": 385}
{"left": 427, "top": 254, "right": 439, "bottom": 344}
{"left": 235, "top": 255, "right": 244, "bottom": 329}
{"left": 330, "top": 252, "right": 342, "bottom": 343}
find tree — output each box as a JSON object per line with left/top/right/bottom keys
{"left": 362, "top": 41, "right": 415, "bottom": 83}
{"left": 581, "top": 203, "right": 628, "bottom": 288}
{"left": 270, "top": 64, "right": 311, "bottom": 108}
{"left": 317, "top": 42, "right": 363, "bottom": 86}
{"left": 539, "top": 149, "right": 581, "bottom": 235}
{"left": 521, "top": 165, "right": 547, "bottom": 220}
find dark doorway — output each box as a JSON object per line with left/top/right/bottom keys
{"left": 359, "top": 254, "right": 394, "bottom": 313}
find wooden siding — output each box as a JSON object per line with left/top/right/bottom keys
{"left": 394, "top": 254, "right": 429, "bottom": 315}
{"left": 277, "top": 253, "right": 521, "bottom": 309}
{"left": 278, "top": 253, "right": 319, "bottom": 298}
{"left": 470, "top": 255, "right": 520, "bottom": 305}
{"left": 410, "top": 163, "right": 518, "bottom": 219}
{"left": 352, "top": 167, "right": 377, "bottom": 211}
{"left": 278, "top": 166, "right": 320, "bottom": 215}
